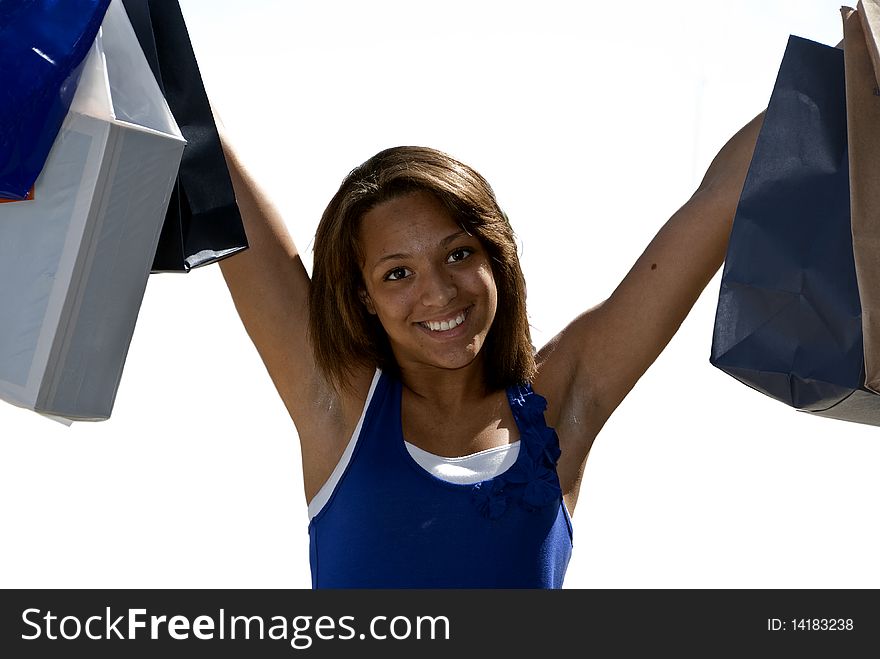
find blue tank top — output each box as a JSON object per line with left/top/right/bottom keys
{"left": 308, "top": 371, "right": 573, "bottom": 588}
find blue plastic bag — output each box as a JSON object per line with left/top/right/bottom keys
{"left": 709, "top": 35, "right": 880, "bottom": 425}
{"left": 0, "top": 0, "right": 111, "bottom": 200}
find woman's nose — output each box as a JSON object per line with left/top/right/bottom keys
{"left": 419, "top": 266, "right": 457, "bottom": 308}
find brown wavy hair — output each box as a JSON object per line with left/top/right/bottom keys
{"left": 308, "top": 146, "right": 535, "bottom": 392}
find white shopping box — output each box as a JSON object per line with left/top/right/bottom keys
{"left": 0, "top": 0, "right": 186, "bottom": 423}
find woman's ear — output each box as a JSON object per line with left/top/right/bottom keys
{"left": 359, "top": 288, "right": 376, "bottom": 315}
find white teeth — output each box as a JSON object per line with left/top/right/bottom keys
{"left": 423, "top": 312, "right": 466, "bottom": 332}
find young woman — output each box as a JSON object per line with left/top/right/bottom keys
{"left": 216, "top": 111, "right": 764, "bottom": 588}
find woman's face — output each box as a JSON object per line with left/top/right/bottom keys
{"left": 358, "top": 190, "right": 498, "bottom": 375}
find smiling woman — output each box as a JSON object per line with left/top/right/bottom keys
{"left": 357, "top": 192, "right": 499, "bottom": 380}
{"left": 2, "top": 0, "right": 875, "bottom": 594}
{"left": 217, "top": 106, "right": 763, "bottom": 588}
{"left": 310, "top": 146, "right": 530, "bottom": 394}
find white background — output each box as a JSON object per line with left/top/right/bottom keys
{"left": 2, "top": 0, "right": 879, "bottom": 589}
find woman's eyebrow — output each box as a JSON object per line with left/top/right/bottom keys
{"left": 440, "top": 230, "right": 470, "bottom": 247}
{"left": 374, "top": 252, "right": 410, "bottom": 268}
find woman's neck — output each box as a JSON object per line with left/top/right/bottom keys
{"left": 398, "top": 357, "right": 492, "bottom": 411}
{"left": 398, "top": 355, "right": 515, "bottom": 458}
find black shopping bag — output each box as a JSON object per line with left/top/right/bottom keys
{"left": 122, "top": 0, "right": 248, "bottom": 272}
{"left": 710, "top": 34, "right": 880, "bottom": 426}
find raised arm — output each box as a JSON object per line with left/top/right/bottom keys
{"left": 536, "top": 111, "right": 764, "bottom": 478}
{"left": 216, "top": 130, "right": 370, "bottom": 500}
{"left": 217, "top": 131, "right": 316, "bottom": 417}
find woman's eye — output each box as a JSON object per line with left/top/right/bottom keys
{"left": 384, "top": 267, "right": 411, "bottom": 281}
{"left": 447, "top": 247, "right": 474, "bottom": 263}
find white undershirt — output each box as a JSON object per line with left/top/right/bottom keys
{"left": 404, "top": 440, "right": 520, "bottom": 484}
{"left": 307, "top": 370, "right": 520, "bottom": 519}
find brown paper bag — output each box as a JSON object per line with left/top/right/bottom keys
{"left": 859, "top": 0, "right": 880, "bottom": 85}
{"left": 843, "top": 3, "right": 880, "bottom": 393}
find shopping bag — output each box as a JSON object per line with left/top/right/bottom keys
{"left": 121, "top": 0, "right": 248, "bottom": 272}
{"left": 859, "top": 0, "right": 880, "bottom": 84}
{"left": 0, "top": 0, "right": 186, "bottom": 423}
{"left": 847, "top": 1, "right": 880, "bottom": 393}
{"left": 0, "top": 0, "right": 111, "bottom": 200}
{"left": 709, "top": 33, "right": 880, "bottom": 425}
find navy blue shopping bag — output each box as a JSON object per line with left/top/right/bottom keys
{"left": 0, "top": 0, "right": 111, "bottom": 200}
{"left": 710, "top": 35, "right": 880, "bottom": 426}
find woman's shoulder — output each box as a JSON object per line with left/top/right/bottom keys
{"left": 324, "top": 365, "right": 380, "bottom": 433}
{"left": 529, "top": 329, "right": 607, "bottom": 516}
{"left": 530, "top": 315, "right": 609, "bottom": 436}
{"left": 285, "top": 364, "right": 376, "bottom": 453}
{"left": 298, "top": 363, "right": 380, "bottom": 503}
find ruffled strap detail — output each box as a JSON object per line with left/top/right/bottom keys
{"left": 471, "top": 382, "right": 563, "bottom": 518}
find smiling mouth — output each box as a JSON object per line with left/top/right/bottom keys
{"left": 418, "top": 307, "right": 470, "bottom": 332}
